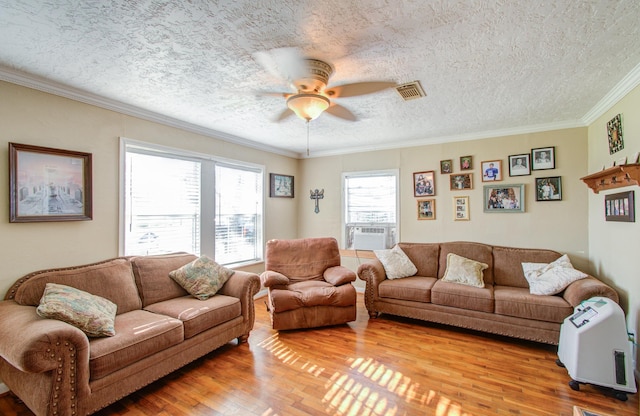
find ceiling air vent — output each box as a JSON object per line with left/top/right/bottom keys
{"left": 395, "top": 81, "right": 426, "bottom": 101}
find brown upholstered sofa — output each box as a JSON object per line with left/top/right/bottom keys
{"left": 357, "top": 241, "right": 619, "bottom": 345}
{"left": 261, "top": 237, "right": 357, "bottom": 330}
{"left": 0, "top": 252, "right": 260, "bottom": 416}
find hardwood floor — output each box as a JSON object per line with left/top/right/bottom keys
{"left": 1, "top": 294, "right": 638, "bottom": 415}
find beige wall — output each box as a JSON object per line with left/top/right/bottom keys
{"left": 587, "top": 84, "right": 640, "bottom": 371}
{"left": 300, "top": 128, "right": 591, "bottom": 269}
{"left": 0, "top": 81, "right": 298, "bottom": 296}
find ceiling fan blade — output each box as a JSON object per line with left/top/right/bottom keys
{"left": 325, "top": 81, "right": 397, "bottom": 98}
{"left": 273, "top": 107, "right": 294, "bottom": 122}
{"left": 325, "top": 103, "right": 357, "bottom": 122}
{"left": 253, "top": 47, "right": 307, "bottom": 87}
{"left": 252, "top": 90, "right": 291, "bottom": 98}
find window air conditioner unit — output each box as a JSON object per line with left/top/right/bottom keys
{"left": 353, "top": 226, "right": 388, "bottom": 250}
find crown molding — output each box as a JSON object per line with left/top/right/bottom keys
{"left": 582, "top": 62, "right": 640, "bottom": 125}
{"left": 0, "top": 65, "right": 299, "bottom": 158}
{"left": 305, "top": 120, "right": 586, "bottom": 158}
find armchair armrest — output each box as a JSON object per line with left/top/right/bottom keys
{"left": 260, "top": 271, "right": 290, "bottom": 288}
{"left": 562, "top": 276, "right": 619, "bottom": 307}
{"left": 323, "top": 266, "right": 356, "bottom": 286}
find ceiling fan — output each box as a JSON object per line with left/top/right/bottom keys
{"left": 253, "top": 47, "right": 397, "bottom": 123}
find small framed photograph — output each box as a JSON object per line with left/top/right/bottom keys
{"left": 440, "top": 159, "right": 453, "bottom": 174}
{"left": 535, "top": 176, "right": 562, "bottom": 201}
{"left": 9, "top": 142, "right": 93, "bottom": 222}
{"left": 508, "top": 154, "right": 531, "bottom": 176}
{"left": 417, "top": 199, "right": 436, "bottom": 220}
{"left": 270, "top": 173, "right": 294, "bottom": 198}
{"left": 607, "top": 113, "right": 624, "bottom": 155}
{"left": 605, "top": 191, "right": 634, "bottom": 222}
{"left": 531, "top": 147, "right": 555, "bottom": 170}
{"left": 450, "top": 173, "right": 473, "bottom": 190}
{"left": 414, "top": 171, "right": 435, "bottom": 197}
{"left": 453, "top": 196, "right": 470, "bottom": 221}
{"left": 460, "top": 155, "right": 473, "bottom": 170}
{"left": 481, "top": 160, "right": 502, "bottom": 182}
{"left": 484, "top": 184, "right": 525, "bottom": 213}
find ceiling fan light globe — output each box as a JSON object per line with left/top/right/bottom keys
{"left": 286, "top": 93, "right": 330, "bottom": 121}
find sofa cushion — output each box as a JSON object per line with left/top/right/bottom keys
{"left": 144, "top": 295, "right": 241, "bottom": 339}
{"left": 36, "top": 283, "right": 117, "bottom": 337}
{"left": 431, "top": 280, "right": 494, "bottom": 313}
{"left": 378, "top": 276, "right": 437, "bottom": 302}
{"left": 169, "top": 256, "right": 234, "bottom": 300}
{"left": 89, "top": 310, "right": 183, "bottom": 380}
{"left": 373, "top": 245, "right": 417, "bottom": 279}
{"left": 131, "top": 252, "right": 197, "bottom": 307}
{"left": 269, "top": 280, "right": 356, "bottom": 313}
{"left": 398, "top": 243, "right": 439, "bottom": 278}
{"left": 523, "top": 254, "right": 587, "bottom": 295}
{"left": 494, "top": 286, "right": 573, "bottom": 323}
{"left": 441, "top": 253, "right": 488, "bottom": 288}
{"left": 492, "top": 245, "right": 561, "bottom": 288}
{"left": 438, "top": 242, "right": 494, "bottom": 284}
{"left": 11, "top": 258, "right": 142, "bottom": 314}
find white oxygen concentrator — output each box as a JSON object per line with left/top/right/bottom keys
{"left": 557, "top": 297, "right": 637, "bottom": 401}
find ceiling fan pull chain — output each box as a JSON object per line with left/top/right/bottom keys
{"left": 306, "top": 120, "right": 310, "bottom": 157}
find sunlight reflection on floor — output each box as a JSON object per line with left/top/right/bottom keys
{"left": 258, "top": 334, "right": 473, "bottom": 416}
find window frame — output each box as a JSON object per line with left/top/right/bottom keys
{"left": 119, "top": 137, "right": 264, "bottom": 267}
{"left": 341, "top": 169, "right": 400, "bottom": 250}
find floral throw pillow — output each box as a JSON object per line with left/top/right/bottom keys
{"left": 373, "top": 245, "right": 418, "bottom": 279}
{"left": 522, "top": 254, "right": 587, "bottom": 295}
{"left": 441, "top": 253, "right": 488, "bottom": 288}
{"left": 169, "top": 255, "right": 234, "bottom": 300}
{"left": 37, "top": 283, "right": 117, "bottom": 337}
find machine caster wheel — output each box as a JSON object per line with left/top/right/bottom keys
{"left": 569, "top": 380, "right": 580, "bottom": 391}
{"left": 614, "top": 391, "right": 628, "bottom": 401}
{"left": 555, "top": 359, "right": 565, "bottom": 368}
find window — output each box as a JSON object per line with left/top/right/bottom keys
{"left": 121, "top": 139, "right": 263, "bottom": 266}
{"left": 342, "top": 170, "right": 399, "bottom": 250}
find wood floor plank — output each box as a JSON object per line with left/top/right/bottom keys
{"left": 0, "top": 293, "right": 637, "bottom": 415}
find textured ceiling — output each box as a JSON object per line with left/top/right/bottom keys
{"left": 1, "top": 1, "right": 640, "bottom": 158}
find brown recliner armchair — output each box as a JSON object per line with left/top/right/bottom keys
{"left": 260, "top": 237, "right": 357, "bottom": 330}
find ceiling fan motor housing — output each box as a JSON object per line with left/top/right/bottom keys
{"left": 294, "top": 59, "right": 333, "bottom": 92}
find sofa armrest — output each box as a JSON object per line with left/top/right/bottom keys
{"left": 562, "top": 276, "right": 619, "bottom": 307}
{"left": 357, "top": 259, "right": 387, "bottom": 316}
{"left": 260, "top": 271, "right": 290, "bottom": 288}
{"left": 218, "top": 270, "right": 260, "bottom": 325}
{"left": 324, "top": 266, "right": 356, "bottom": 286}
{"left": 0, "top": 301, "right": 90, "bottom": 373}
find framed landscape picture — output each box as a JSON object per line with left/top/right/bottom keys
{"left": 9, "top": 142, "right": 92, "bottom": 222}
{"left": 508, "top": 154, "right": 531, "bottom": 176}
{"left": 270, "top": 173, "right": 294, "bottom": 198}
{"left": 417, "top": 198, "right": 436, "bottom": 220}
{"left": 414, "top": 171, "right": 435, "bottom": 197}
{"left": 483, "top": 184, "right": 525, "bottom": 213}
{"left": 531, "top": 146, "right": 555, "bottom": 170}
{"left": 453, "top": 196, "right": 470, "bottom": 221}
{"left": 535, "top": 176, "right": 562, "bottom": 201}
{"left": 450, "top": 173, "right": 473, "bottom": 190}
{"left": 481, "top": 160, "right": 502, "bottom": 182}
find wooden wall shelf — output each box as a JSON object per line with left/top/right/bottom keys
{"left": 581, "top": 164, "right": 640, "bottom": 194}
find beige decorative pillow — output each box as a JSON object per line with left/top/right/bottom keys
{"left": 37, "top": 283, "right": 117, "bottom": 337}
{"left": 441, "top": 253, "right": 488, "bottom": 288}
{"left": 169, "top": 255, "right": 234, "bottom": 300}
{"left": 522, "top": 254, "right": 587, "bottom": 295}
{"left": 373, "top": 245, "right": 417, "bottom": 279}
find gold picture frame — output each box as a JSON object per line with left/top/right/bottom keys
{"left": 417, "top": 198, "right": 436, "bottom": 220}
{"left": 453, "top": 196, "right": 470, "bottom": 221}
